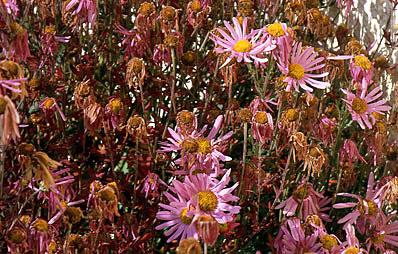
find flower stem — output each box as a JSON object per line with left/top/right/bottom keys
{"left": 238, "top": 122, "right": 248, "bottom": 199}
{"left": 257, "top": 144, "right": 263, "bottom": 222}
{"left": 171, "top": 48, "right": 177, "bottom": 114}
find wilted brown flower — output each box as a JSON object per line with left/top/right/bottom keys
{"left": 7, "top": 227, "right": 27, "bottom": 244}
{"left": 126, "top": 115, "right": 147, "bottom": 138}
{"left": 165, "top": 33, "right": 180, "bottom": 48}
{"left": 290, "top": 131, "right": 307, "bottom": 161}
{"left": 182, "top": 51, "right": 197, "bottom": 66}
{"left": 0, "top": 95, "right": 20, "bottom": 145}
{"left": 18, "top": 143, "right": 36, "bottom": 156}
{"left": 73, "top": 80, "right": 91, "bottom": 108}
{"left": 177, "top": 110, "right": 195, "bottom": 133}
{"left": 138, "top": 2, "right": 155, "bottom": 16}
{"left": 345, "top": 39, "right": 364, "bottom": 55}
{"left": 237, "top": 108, "right": 253, "bottom": 123}
{"left": 238, "top": 0, "right": 254, "bottom": 16}
{"left": 188, "top": 0, "right": 202, "bottom": 14}
{"left": 176, "top": 238, "right": 202, "bottom": 254}
{"left": 31, "top": 152, "right": 62, "bottom": 188}
{"left": 304, "top": 145, "right": 326, "bottom": 176}
{"left": 126, "top": 58, "right": 145, "bottom": 89}
{"left": 374, "top": 56, "right": 389, "bottom": 69}
{"left": 0, "top": 60, "right": 27, "bottom": 99}
{"left": 160, "top": 6, "right": 176, "bottom": 23}
{"left": 29, "top": 77, "right": 41, "bottom": 90}
{"left": 68, "top": 234, "right": 84, "bottom": 251}
{"left": 63, "top": 206, "right": 84, "bottom": 224}
{"left": 194, "top": 215, "right": 219, "bottom": 246}
{"left": 95, "top": 183, "right": 120, "bottom": 220}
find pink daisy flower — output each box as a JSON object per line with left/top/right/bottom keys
{"left": 350, "top": 54, "right": 374, "bottom": 83}
{"left": 277, "top": 42, "right": 330, "bottom": 93}
{"left": 342, "top": 81, "right": 391, "bottom": 129}
{"left": 366, "top": 213, "right": 398, "bottom": 252}
{"left": 275, "top": 182, "right": 325, "bottom": 220}
{"left": 261, "top": 22, "right": 293, "bottom": 62}
{"left": 274, "top": 218, "right": 321, "bottom": 254}
{"left": 155, "top": 191, "right": 198, "bottom": 243}
{"left": 211, "top": 17, "right": 276, "bottom": 67}
{"left": 340, "top": 224, "right": 367, "bottom": 254}
{"left": 172, "top": 169, "right": 240, "bottom": 223}
{"left": 333, "top": 172, "right": 382, "bottom": 233}
{"left": 65, "top": 0, "right": 97, "bottom": 25}
{"left": 339, "top": 139, "right": 367, "bottom": 168}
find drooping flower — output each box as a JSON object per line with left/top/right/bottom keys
{"left": 342, "top": 81, "right": 391, "bottom": 129}
{"left": 0, "top": 95, "right": 20, "bottom": 145}
{"left": 211, "top": 17, "right": 276, "bottom": 67}
{"left": 350, "top": 54, "right": 374, "bottom": 83}
{"left": 261, "top": 22, "right": 293, "bottom": 62}
{"left": 64, "top": 0, "right": 97, "bottom": 26}
{"left": 277, "top": 42, "right": 330, "bottom": 93}
{"left": 365, "top": 213, "right": 398, "bottom": 252}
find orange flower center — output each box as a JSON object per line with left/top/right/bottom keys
{"left": 345, "top": 247, "right": 360, "bottom": 254}
{"left": 286, "top": 108, "right": 299, "bottom": 122}
{"left": 254, "top": 112, "right": 268, "bottom": 124}
{"left": 32, "top": 219, "right": 49, "bottom": 232}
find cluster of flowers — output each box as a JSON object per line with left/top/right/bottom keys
{"left": 1, "top": 0, "right": 397, "bottom": 253}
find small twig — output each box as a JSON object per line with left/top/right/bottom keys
{"left": 170, "top": 48, "right": 177, "bottom": 114}
{"left": 238, "top": 122, "right": 248, "bottom": 199}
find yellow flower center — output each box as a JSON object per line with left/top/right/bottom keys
{"left": 351, "top": 98, "right": 367, "bottom": 114}
{"left": 254, "top": 112, "right": 268, "bottom": 124}
{"left": 372, "top": 112, "right": 383, "bottom": 120}
{"left": 345, "top": 247, "right": 360, "bottom": 254}
{"left": 180, "top": 207, "right": 194, "bottom": 225}
{"left": 358, "top": 199, "right": 378, "bottom": 216}
{"left": 198, "top": 190, "right": 218, "bottom": 211}
{"left": 376, "top": 122, "right": 386, "bottom": 133}
{"left": 48, "top": 241, "right": 57, "bottom": 254}
{"left": 286, "top": 108, "right": 299, "bottom": 122}
{"left": 197, "top": 138, "right": 211, "bottom": 154}
{"left": 189, "top": 0, "right": 202, "bottom": 13}
{"left": 8, "top": 229, "right": 26, "bottom": 244}
{"left": 288, "top": 63, "right": 305, "bottom": 80}
{"left": 32, "top": 219, "right": 49, "bottom": 232}
{"left": 11, "top": 23, "right": 25, "bottom": 37}
{"left": 320, "top": 235, "right": 338, "bottom": 251}
{"left": 110, "top": 99, "right": 122, "bottom": 113}
{"left": 182, "top": 138, "right": 199, "bottom": 153}
{"left": 236, "top": 17, "right": 244, "bottom": 25}
{"left": 267, "top": 23, "right": 285, "bottom": 37}
{"left": 354, "top": 55, "right": 371, "bottom": 70}
{"left": 371, "top": 233, "right": 384, "bottom": 244}
{"left": 293, "top": 185, "right": 309, "bottom": 200}
{"left": 45, "top": 25, "right": 56, "bottom": 35}
{"left": 234, "top": 40, "right": 252, "bottom": 53}
{"left": 44, "top": 98, "right": 54, "bottom": 109}
{"left": 218, "top": 222, "right": 228, "bottom": 231}
{"left": 19, "top": 215, "right": 31, "bottom": 224}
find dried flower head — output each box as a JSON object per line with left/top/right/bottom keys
{"left": 126, "top": 58, "right": 145, "bottom": 89}
{"left": 32, "top": 218, "right": 49, "bottom": 232}
{"left": 126, "top": 115, "right": 147, "bottom": 138}
{"left": 182, "top": 51, "right": 197, "bottom": 66}
{"left": 7, "top": 227, "right": 27, "bottom": 244}
{"left": 29, "top": 77, "right": 41, "bottom": 90}
{"left": 238, "top": 0, "right": 254, "bottom": 16}
{"left": 165, "top": 33, "right": 180, "bottom": 48}
{"left": 32, "top": 151, "right": 62, "bottom": 188}
{"left": 63, "top": 206, "right": 84, "bottom": 224}
{"left": 188, "top": 0, "right": 202, "bottom": 14}
{"left": 18, "top": 142, "right": 35, "bottom": 156}
{"left": 176, "top": 238, "right": 202, "bottom": 254}
{"left": 138, "top": 2, "right": 155, "bottom": 16}
{"left": 304, "top": 145, "right": 326, "bottom": 176}
{"left": 161, "top": 6, "right": 176, "bottom": 23}
{"left": 237, "top": 108, "right": 253, "bottom": 123}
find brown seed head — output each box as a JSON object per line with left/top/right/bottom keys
{"left": 8, "top": 228, "right": 27, "bottom": 244}
{"left": 29, "top": 78, "right": 41, "bottom": 90}
{"left": 161, "top": 6, "right": 176, "bottom": 23}
{"left": 19, "top": 143, "right": 35, "bottom": 156}
{"left": 138, "top": 2, "right": 155, "bottom": 16}
{"left": 238, "top": 108, "right": 253, "bottom": 123}
{"left": 177, "top": 238, "right": 202, "bottom": 254}
{"left": 188, "top": 0, "right": 202, "bottom": 14}
{"left": 32, "top": 219, "right": 49, "bottom": 232}
{"left": 165, "top": 34, "right": 179, "bottom": 48}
